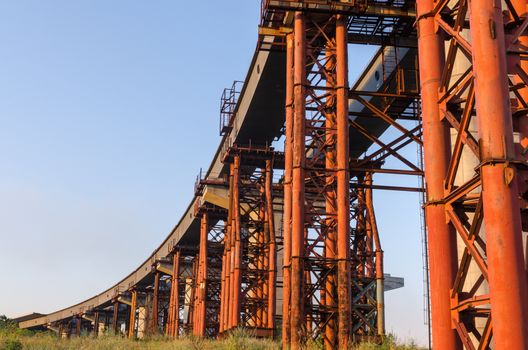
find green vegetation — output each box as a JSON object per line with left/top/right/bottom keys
{"left": 0, "top": 316, "right": 424, "bottom": 350}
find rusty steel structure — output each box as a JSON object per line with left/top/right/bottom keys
{"left": 415, "top": 0, "right": 528, "bottom": 347}
{"left": 219, "top": 145, "right": 279, "bottom": 336}
{"left": 18, "top": 0, "right": 528, "bottom": 349}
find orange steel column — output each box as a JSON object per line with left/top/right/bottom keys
{"left": 76, "top": 316, "right": 82, "bottom": 336}
{"left": 167, "top": 274, "right": 174, "bottom": 337}
{"left": 128, "top": 290, "right": 137, "bottom": 338}
{"left": 265, "top": 159, "right": 276, "bottom": 332}
{"left": 223, "top": 163, "right": 235, "bottom": 332}
{"left": 324, "top": 46, "right": 338, "bottom": 350}
{"left": 230, "top": 154, "right": 242, "bottom": 329}
{"left": 167, "top": 251, "right": 180, "bottom": 338}
{"left": 219, "top": 243, "right": 226, "bottom": 333}
{"left": 416, "top": 1, "right": 461, "bottom": 349}
{"left": 282, "top": 32, "right": 294, "bottom": 347}
{"left": 112, "top": 300, "right": 119, "bottom": 335}
{"left": 365, "top": 174, "right": 385, "bottom": 335}
{"left": 258, "top": 197, "right": 266, "bottom": 328}
{"left": 195, "top": 223, "right": 202, "bottom": 336}
{"left": 221, "top": 213, "right": 231, "bottom": 332}
{"left": 512, "top": 0, "right": 528, "bottom": 288}
{"left": 335, "top": 15, "right": 351, "bottom": 349}
{"left": 469, "top": 0, "right": 528, "bottom": 347}
{"left": 174, "top": 252, "right": 180, "bottom": 338}
{"left": 290, "top": 11, "right": 306, "bottom": 349}
{"left": 151, "top": 271, "right": 160, "bottom": 335}
{"left": 190, "top": 255, "right": 198, "bottom": 334}
{"left": 94, "top": 311, "right": 100, "bottom": 337}
{"left": 197, "top": 212, "right": 208, "bottom": 336}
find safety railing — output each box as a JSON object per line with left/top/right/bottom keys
{"left": 219, "top": 81, "right": 243, "bottom": 136}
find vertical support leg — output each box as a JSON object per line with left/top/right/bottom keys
{"left": 189, "top": 256, "right": 198, "bottom": 335}
{"left": 112, "top": 301, "right": 119, "bottom": 335}
{"left": 168, "top": 251, "right": 180, "bottom": 338}
{"left": 224, "top": 164, "right": 235, "bottom": 332}
{"left": 174, "top": 252, "right": 180, "bottom": 338}
{"left": 282, "top": 31, "right": 294, "bottom": 348}
{"left": 416, "top": 1, "right": 461, "bottom": 348}
{"left": 469, "top": 0, "right": 528, "bottom": 346}
{"left": 219, "top": 244, "right": 226, "bottom": 333}
{"left": 258, "top": 199, "right": 266, "bottom": 328}
{"left": 94, "top": 312, "right": 100, "bottom": 337}
{"left": 511, "top": 2, "right": 528, "bottom": 275}
{"left": 335, "top": 14, "right": 351, "bottom": 349}
{"left": 196, "top": 213, "right": 209, "bottom": 337}
{"left": 76, "top": 316, "right": 82, "bottom": 336}
{"left": 265, "top": 159, "right": 277, "bottom": 332}
{"left": 151, "top": 271, "right": 160, "bottom": 335}
{"left": 221, "top": 197, "right": 232, "bottom": 333}
{"left": 58, "top": 323, "right": 64, "bottom": 338}
{"left": 231, "top": 154, "right": 242, "bottom": 329}
{"left": 291, "top": 11, "right": 307, "bottom": 349}
{"left": 128, "top": 290, "right": 137, "bottom": 339}
{"left": 324, "top": 44, "right": 338, "bottom": 350}
{"left": 365, "top": 174, "right": 385, "bottom": 336}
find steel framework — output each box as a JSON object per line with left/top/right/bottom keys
{"left": 192, "top": 205, "right": 225, "bottom": 337}
{"left": 416, "top": 0, "right": 528, "bottom": 348}
{"left": 20, "top": 1, "right": 528, "bottom": 349}
{"left": 261, "top": 1, "right": 423, "bottom": 349}
{"left": 219, "top": 146, "right": 279, "bottom": 337}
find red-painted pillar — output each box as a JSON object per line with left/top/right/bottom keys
{"left": 469, "top": 0, "right": 528, "bottom": 347}
{"left": 416, "top": 0, "right": 461, "bottom": 348}
{"left": 290, "top": 11, "right": 307, "bottom": 350}
{"left": 335, "top": 14, "right": 351, "bottom": 349}
{"left": 151, "top": 271, "right": 160, "bottom": 334}
{"left": 282, "top": 31, "right": 294, "bottom": 347}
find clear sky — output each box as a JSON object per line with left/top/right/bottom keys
{"left": 0, "top": 1, "right": 428, "bottom": 345}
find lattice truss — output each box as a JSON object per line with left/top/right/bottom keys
{"left": 259, "top": 0, "right": 416, "bottom": 49}
{"left": 193, "top": 211, "right": 225, "bottom": 337}
{"left": 295, "top": 15, "right": 345, "bottom": 346}
{"left": 347, "top": 39, "right": 422, "bottom": 339}
{"left": 139, "top": 272, "right": 171, "bottom": 337}
{"left": 220, "top": 147, "right": 278, "bottom": 335}
{"left": 166, "top": 248, "right": 199, "bottom": 337}
{"left": 277, "top": 10, "right": 422, "bottom": 349}
{"left": 128, "top": 290, "right": 149, "bottom": 339}
{"left": 419, "top": 0, "right": 528, "bottom": 347}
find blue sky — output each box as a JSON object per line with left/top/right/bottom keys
{"left": 0, "top": 1, "right": 428, "bottom": 345}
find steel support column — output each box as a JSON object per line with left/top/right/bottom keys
{"left": 290, "top": 12, "right": 306, "bottom": 348}
{"left": 416, "top": 0, "right": 460, "bottom": 348}
{"left": 75, "top": 316, "right": 81, "bottom": 336}
{"left": 167, "top": 251, "right": 180, "bottom": 338}
{"left": 128, "top": 290, "right": 137, "bottom": 338}
{"left": 219, "top": 147, "right": 277, "bottom": 336}
{"left": 511, "top": 0, "right": 528, "bottom": 304}
{"left": 94, "top": 311, "right": 100, "bottom": 337}
{"left": 231, "top": 155, "right": 242, "bottom": 329}
{"left": 282, "top": 31, "right": 294, "bottom": 348}
{"left": 112, "top": 301, "right": 119, "bottom": 335}
{"left": 335, "top": 15, "right": 350, "bottom": 349}
{"left": 417, "top": 0, "right": 528, "bottom": 346}
{"left": 194, "top": 213, "right": 209, "bottom": 336}
{"left": 364, "top": 174, "right": 385, "bottom": 336}
{"left": 151, "top": 271, "right": 160, "bottom": 335}
{"left": 469, "top": 0, "right": 528, "bottom": 346}
{"left": 265, "top": 159, "right": 277, "bottom": 332}
{"left": 285, "top": 9, "right": 357, "bottom": 349}
{"left": 324, "top": 45, "right": 338, "bottom": 350}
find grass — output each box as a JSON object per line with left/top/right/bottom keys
{"left": 0, "top": 333, "right": 425, "bottom": 350}
{"left": 0, "top": 326, "right": 425, "bottom": 350}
